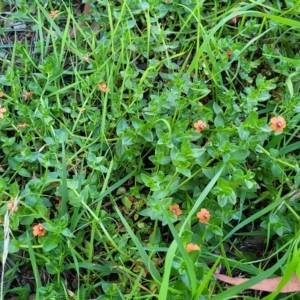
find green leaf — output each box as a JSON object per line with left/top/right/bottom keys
{"left": 18, "top": 168, "right": 31, "bottom": 177}
{"left": 271, "top": 163, "right": 283, "bottom": 177}
{"left": 255, "top": 73, "right": 265, "bottom": 86}
{"left": 149, "top": 152, "right": 171, "bottom": 165}
{"left": 237, "top": 126, "right": 250, "bottom": 140}
{"left": 149, "top": 227, "right": 161, "bottom": 244}
{"left": 141, "top": 173, "right": 160, "bottom": 191}
{"left": 25, "top": 195, "right": 37, "bottom": 207}
{"left": 116, "top": 118, "right": 129, "bottom": 136}
{"left": 217, "top": 195, "right": 227, "bottom": 207}
{"left": 61, "top": 228, "right": 75, "bottom": 238}
{"left": 54, "top": 129, "right": 68, "bottom": 143}
{"left": 192, "top": 148, "right": 206, "bottom": 158}
{"left": 176, "top": 167, "right": 191, "bottom": 178}
{"left": 181, "top": 139, "right": 192, "bottom": 156}
{"left": 8, "top": 157, "right": 21, "bottom": 171}
{"left": 122, "top": 131, "right": 134, "bottom": 146}
{"left": 153, "top": 190, "right": 170, "bottom": 199}
{"left": 217, "top": 177, "right": 229, "bottom": 190}
{"left": 140, "top": 1, "right": 150, "bottom": 10}
{"left": 142, "top": 130, "right": 153, "bottom": 142}
{"left": 69, "top": 196, "right": 82, "bottom": 207}
{"left": 273, "top": 223, "right": 284, "bottom": 236}
{"left": 213, "top": 102, "right": 223, "bottom": 114}
{"left": 59, "top": 213, "right": 69, "bottom": 228}
{"left": 43, "top": 239, "right": 59, "bottom": 251}
{"left": 229, "top": 149, "right": 249, "bottom": 163}
{"left": 245, "top": 180, "right": 254, "bottom": 189}
{"left": 10, "top": 181, "right": 19, "bottom": 197}
{"left": 87, "top": 151, "right": 96, "bottom": 162}
{"left": 0, "top": 177, "right": 7, "bottom": 193}
{"left": 0, "top": 239, "right": 20, "bottom": 253}
{"left": 202, "top": 166, "right": 220, "bottom": 179}
{"left": 44, "top": 137, "right": 56, "bottom": 145}
{"left": 211, "top": 225, "right": 223, "bottom": 236}
{"left": 295, "top": 169, "right": 300, "bottom": 188}
{"left": 20, "top": 216, "right": 35, "bottom": 225}
{"left": 36, "top": 205, "right": 48, "bottom": 217}
{"left": 214, "top": 114, "right": 224, "bottom": 128}
{"left": 121, "top": 196, "right": 133, "bottom": 209}
{"left": 42, "top": 222, "right": 57, "bottom": 232}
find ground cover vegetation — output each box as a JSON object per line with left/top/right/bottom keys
{"left": 1, "top": 0, "right": 300, "bottom": 299}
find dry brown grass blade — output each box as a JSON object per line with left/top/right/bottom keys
{"left": 214, "top": 273, "right": 300, "bottom": 293}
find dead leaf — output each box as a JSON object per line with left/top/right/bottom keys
{"left": 214, "top": 273, "right": 300, "bottom": 293}
{"left": 230, "top": 16, "right": 239, "bottom": 25}
{"left": 70, "top": 2, "right": 95, "bottom": 39}
{"left": 83, "top": 3, "right": 91, "bottom": 15}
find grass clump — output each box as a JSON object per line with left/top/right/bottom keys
{"left": 1, "top": 0, "right": 300, "bottom": 299}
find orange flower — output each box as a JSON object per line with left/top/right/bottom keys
{"left": 169, "top": 204, "right": 182, "bottom": 218}
{"left": 270, "top": 116, "right": 286, "bottom": 133}
{"left": 194, "top": 120, "right": 207, "bottom": 133}
{"left": 33, "top": 223, "right": 46, "bottom": 237}
{"left": 7, "top": 201, "right": 18, "bottom": 215}
{"left": 16, "top": 123, "right": 28, "bottom": 129}
{"left": 226, "top": 50, "right": 233, "bottom": 58}
{"left": 50, "top": 10, "right": 59, "bottom": 18}
{"left": 186, "top": 243, "right": 200, "bottom": 252}
{"left": 197, "top": 208, "right": 210, "bottom": 223}
{"left": 230, "top": 15, "right": 239, "bottom": 25}
{"left": 0, "top": 106, "right": 6, "bottom": 119}
{"left": 83, "top": 54, "right": 89, "bottom": 62}
{"left": 22, "top": 91, "right": 33, "bottom": 100}
{"left": 97, "top": 82, "right": 110, "bottom": 92}
{"left": 0, "top": 92, "right": 4, "bottom": 98}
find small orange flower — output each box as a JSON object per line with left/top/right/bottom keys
{"left": 7, "top": 201, "right": 18, "bottom": 215}
{"left": 0, "top": 92, "right": 4, "bottom": 98}
{"left": 50, "top": 10, "right": 59, "bottom": 19}
{"left": 97, "top": 82, "right": 110, "bottom": 92}
{"left": 0, "top": 106, "right": 6, "bottom": 119}
{"left": 226, "top": 50, "right": 233, "bottom": 58}
{"left": 83, "top": 54, "right": 89, "bottom": 62}
{"left": 33, "top": 223, "right": 46, "bottom": 237}
{"left": 230, "top": 15, "right": 239, "bottom": 25}
{"left": 270, "top": 116, "right": 286, "bottom": 133}
{"left": 16, "top": 123, "right": 28, "bottom": 129}
{"left": 169, "top": 204, "right": 182, "bottom": 218}
{"left": 197, "top": 208, "right": 210, "bottom": 223}
{"left": 186, "top": 243, "right": 200, "bottom": 252}
{"left": 194, "top": 120, "right": 207, "bottom": 133}
{"left": 22, "top": 91, "right": 33, "bottom": 100}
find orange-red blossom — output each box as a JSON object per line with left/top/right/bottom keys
{"left": 33, "top": 223, "right": 46, "bottom": 237}
{"left": 194, "top": 120, "right": 207, "bottom": 133}
{"left": 186, "top": 243, "right": 200, "bottom": 252}
{"left": 0, "top": 106, "right": 6, "bottom": 119}
{"left": 270, "top": 116, "right": 286, "bottom": 133}
{"left": 7, "top": 201, "right": 18, "bottom": 215}
{"left": 169, "top": 204, "right": 182, "bottom": 218}
{"left": 197, "top": 208, "right": 210, "bottom": 223}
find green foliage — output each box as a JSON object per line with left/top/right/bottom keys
{"left": 1, "top": 0, "right": 300, "bottom": 299}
